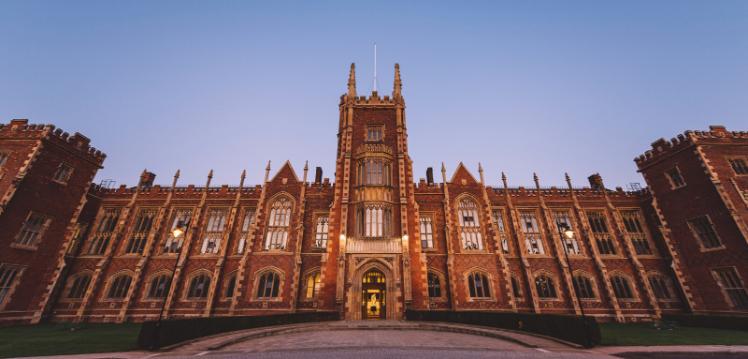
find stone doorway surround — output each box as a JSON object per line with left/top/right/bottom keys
{"left": 345, "top": 255, "right": 402, "bottom": 320}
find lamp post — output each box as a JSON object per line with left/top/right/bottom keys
{"left": 152, "top": 220, "right": 187, "bottom": 349}
{"left": 556, "top": 221, "right": 586, "bottom": 317}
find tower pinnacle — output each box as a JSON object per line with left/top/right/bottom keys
{"left": 347, "top": 63, "right": 357, "bottom": 98}
{"left": 393, "top": 63, "right": 402, "bottom": 98}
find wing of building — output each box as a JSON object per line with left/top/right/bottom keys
{"left": 1, "top": 64, "right": 747, "bottom": 325}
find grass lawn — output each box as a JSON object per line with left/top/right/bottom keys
{"left": 600, "top": 322, "right": 748, "bottom": 346}
{"left": 0, "top": 322, "right": 142, "bottom": 358}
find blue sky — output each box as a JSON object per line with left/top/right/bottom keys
{"left": 1, "top": 1, "right": 746, "bottom": 188}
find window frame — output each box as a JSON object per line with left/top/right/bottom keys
{"left": 143, "top": 272, "right": 172, "bottom": 301}
{"left": 610, "top": 273, "right": 639, "bottom": 302}
{"left": 492, "top": 208, "right": 511, "bottom": 255}
{"left": 647, "top": 272, "right": 677, "bottom": 302}
{"left": 687, "top": 215, "right": 724, "bottom": 252}
{"left": 253, "top": 268, "right": 284, "bottom": 301}
{"left": 51, "top": 162, "right": 74, "bottom": 185}
{"left": 465, "top": 270, "right": 493, "bottom": 301}
{"left": 427, "top": 270, "right": 447, "bottom": 301}
{"left": 302, "top": 269, "right": 322, "bottom": 301}
{"left": 457, "top": 197, "right": 485, "bottom": 251}
{"left": 571, "top": 271, "right": 599, "bottom": 301}
{"left": 313, "top": 213, "right": 329, "bottom": 250}
{"left": 365, "top": 125, "right": 385, "bottom": 143}
{"left": 62, "top": 271, "right": 93, "bottom": 301}
{"left": 0, "top": 264, "right": 25, "bottom": 310}
{"left": 264, "top": 196, "right": 293, "bottom": 251}
{"left": 728, "top": 157, "right": 748, "bottom": 176}
{"left": 12, "top": 211, "right": 52, "bottom": 250}
{"left": 534, "top": 272, "right": 560, "bottom": 301}
{"left": 665, "top": 165, "right": 687, "bottom": 190}
{"left": 105, "top": 272, "right": 133, "bottom": 301}
{"left": 419, "top": 215, "right": 435, "bottom": 250}
{"left": 236, "top": 207, "right": 256, "bottom": 255}
{"left": 184, "top": 272, "right": 212, "bottom": 300}
{"left": 518, "top": 209, "right": 546, "bottom": 256}
{"left": 711, "top": 267, "right": 748, "bottom": 310}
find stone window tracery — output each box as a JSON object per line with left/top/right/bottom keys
{"left": 519, "top": 211, "right": 544, "bottom": 255}
{"left": 458, "top": 198, "right": 483, "bottom": 250}
{"left": 265, "top": 197, "right": 292, "bottom": 250}
{"left": 202, "top": 208, "right": 228, "bottom": 254}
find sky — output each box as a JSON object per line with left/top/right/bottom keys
{"left": 1, "top": 1, "right": 747, "bottom": 188}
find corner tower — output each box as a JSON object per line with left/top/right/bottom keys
{"left": 321, "top": 63, "right": 424, "bottom": 319}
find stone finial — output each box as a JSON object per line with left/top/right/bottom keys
{"left": 478, "top": 162, "right": 485, "bottom": 185}
{"left": 393, "top": 63, "right": 402, "bottom": 98}
{"left": 303, "top": 161, "right": 309, "bottom": 182}
{"left": 205, "top": 169, "right": 214, "bottom": 188}
{"left": 171, "top": 169, "right": 181, "bottom": 188}
{"left": 533, "top": 172, "right": 540, "bottom": 189}
{"left": 441, "top": 162, "right": 447, "bottom": 182}
{"left": 565, "top": 172, "right": 573, "bottom": 189}
{"left": 347, "top": 63, "right": 357, "bottom": 98}
{"left": 501, "top": 172, "right": 508, "bottom": 189}
{"left": 264, "top": 160, "right": 272, "bottom": 183}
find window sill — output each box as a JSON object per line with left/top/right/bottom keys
{"left": 51, "top": 179, "right": 69, "bottom": 186}
{"left": 467, "top": 297, "right": 495, "bottom": 302}
{"left": 699, "top": 245, "right": 726, "bottom": 253}
{"left": 250, "top": 298, "right": 283, "bottom": 302}
{"left": 10, "top": 243, "right": 38, "bottom": 251}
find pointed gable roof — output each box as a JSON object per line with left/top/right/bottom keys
{"left": 269, "top": 160, "right": 300, "bottom": 183}
{"left": 449, "top": 162, "right": 479, "bottom": 185}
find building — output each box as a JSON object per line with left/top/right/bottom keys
{"left": 0, "top": 64, "right": 746, "bottom": 325}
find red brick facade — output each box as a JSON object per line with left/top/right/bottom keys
{"left": 1, "top": 64, "right": 746, "bottom": 325}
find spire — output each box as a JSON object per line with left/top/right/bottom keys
{"left": 393, "top": 63, "right": 402, "bottom": 98}
{"left": 347, "top": 63, "right": 357, "bottom": 98}
{"left": 372, "top": 43, "right": 378, "bottom": 93}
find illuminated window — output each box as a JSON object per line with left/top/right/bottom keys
{"left": 202, "top": 208, "right": 228, "bottom": 254}
{"left": 304, "top": 271, "right": 321, "bottom": 300}
{"left": 458, "top": 199, "right": 483, "bottom": 250}
{"left": 553, "top": 210, "right": 580, "bottom": 255}
{"left": 164, "top": 209, "right": 192, "bottom": 253}
{"left": 237, "top": 209, "right": 255, "bottom": 254}
{"left": 314, "top": 216, "right": 329, "bottom": 249}
{"left": 357, "top": 204, "right": 391, "bottom": 239}
{"left": 265, "top": 198, "right": 292, "bottom": 250}
{"left": 420, "top": 216, "right": 434, "bottom": 249}
{"left": 519, "top": 211, "right": 544, "bottom": 255}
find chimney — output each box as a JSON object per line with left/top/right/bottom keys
{"left": 139, "top": 171, "right": 156, "bottom": 188}
{"left": 588, "top": 173, "right": 604, "bottom": 191}
{"left": 315, "top": 167, "right": 323, "bottom": 184}
{"left": 426, "top": 167, "right": 434, "bottom": 185}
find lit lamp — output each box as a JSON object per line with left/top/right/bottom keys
{"left": 556, "top": 220, "right": 585, "bottom": 317}
{"left": 153, "top": 220, "right": 188, "bottom": 349}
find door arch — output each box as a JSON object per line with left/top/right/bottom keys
{"left": 361, "top": 269, "right": 386, "bottom": 319}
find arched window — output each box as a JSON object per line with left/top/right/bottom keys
{"left": 511, "top": 276, "right": 523, "bottom": 299}
{"left": 535, "top": 274, "right": 557, "bottom": 299}
{"left": 147, "top": 274, "right": 171, "bottom": 298}
{"left": 107, "top": 274, "right": 132, "bottom": 299}
{"left": 458, "top": 198, "right": 483, "bottom": 250}
{"left": 304, "top": 271, "right": 321, "bottom": 300}
{"left": 256, "top": 271, "right": 281, "bottom": 299}
{"left": 572, "top": 275, "right": 596, "bottom": 299}
{"left": 67, "top": 274, "right": 91, "bottom": 299}
{"left": 187, "top": 273, "right": 211, "bottom": 299}
{"left": 611, "top": 275, "right": 634, "bottom": 299}
{"left": 357, "top": 204, "right": 392, "bottom": 239}
{"left": 358, "top": 159, "right": 391, "bottom": 186}
{"left": 224, "top": 274, "right": 237, "bottom": 298}
{"left": 428, "top": 272, "right": 442, "bottom": 298}
{"left": 648, "top": 274, "right": 672, "bottom": 300}
{"left": 265, "top": 197, "right": 292, "bottom": 250}
{"left": 467, "top": 271, "right": 490, "bottom": 298}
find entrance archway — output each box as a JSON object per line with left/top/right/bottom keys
{"left": 361, "top": 269, "right": 386, "bottom": 319}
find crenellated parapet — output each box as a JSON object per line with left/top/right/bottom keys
{"left": 0, "top": 119, "right": 106, "bottom": 165}
{"left": 635, "top": 125, "right": 748, "bottom": 168}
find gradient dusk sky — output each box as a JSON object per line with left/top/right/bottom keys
{"left": 1, "top": 1, "right": 747, "bottom": 188}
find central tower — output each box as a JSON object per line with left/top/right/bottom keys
{"left": 320, "top": 63, "right": 425, "bottom": 319}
